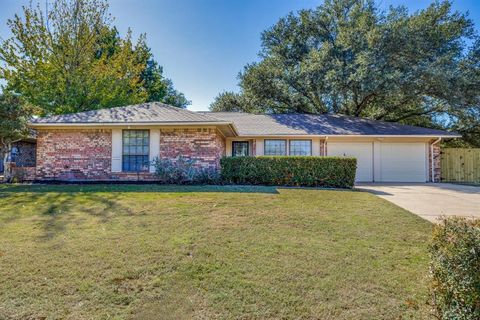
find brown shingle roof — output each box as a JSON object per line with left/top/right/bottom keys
{"left": 202, "top": 112, "right": 460, "bottom": 137}
{"left": 31, "top": 102, "right": 224, "bottom": 124}
{"left": 29, "top": 102, "right": 459, "bottom": 137}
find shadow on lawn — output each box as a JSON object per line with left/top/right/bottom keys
{"left": 0, "top": 190, "right": 140, "bottom": 240}
{"left": 39, "top": 192, "right": 147, "bottom": 239}
{"left": 0, "top": 184, "right": 282, "bottom": 241}
{"left": 1, "top": 184, "right": 355, "bottom": 240}
{"left": 0, "top": 184, "right": 280, "bottom": 194}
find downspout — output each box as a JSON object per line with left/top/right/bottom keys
{"left": 430, "top": 138, "right": 441, "bottom": 183}
{"left": 323, "top": 136, "right": 328, "bottom": 156}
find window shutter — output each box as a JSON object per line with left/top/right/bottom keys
{"left": 111, "top": 129, "right": 122, "bottom": 172}
{"left": 149, "top": 129, "right": 160, "bottom": 173}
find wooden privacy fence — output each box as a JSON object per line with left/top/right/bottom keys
{"left": 441, "top": 148, "right": 480, "bottom": 183}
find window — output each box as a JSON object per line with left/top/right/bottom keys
{"left": 232, "top": 141, "right": 249, "bottom": 157}
{"left": 122, "top": 130, "right": 149, "bottom": 172}
{"left": 264, "top": 140, "right": 287, "bottom": 156}
{"left": 289, "top": 140, "right": 312, "bottom": 156}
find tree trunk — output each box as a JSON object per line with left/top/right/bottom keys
{"left": 3, "top": 142, "right": 12, "bottom": 183}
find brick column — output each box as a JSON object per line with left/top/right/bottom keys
{"left": 429, "top": 142, "right": 441, "bottom": 182}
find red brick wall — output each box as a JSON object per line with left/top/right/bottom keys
{"left": 429, "top": 141, "right": 441, "bottom": 182}
{"left": 35, "top": 128, "right": 226, "bottom": 181}
{"left": 36, "top": 129, "right": 112, "bottom": 180}
{"left": 10, "top": 164, "right": 36, "bottom": 181}
{"left": 160, "top": 128, "right": 226, "bottom": 169}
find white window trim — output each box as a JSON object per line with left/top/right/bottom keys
{"left": 121, "top": 129, "right": 151, "bottom": 173}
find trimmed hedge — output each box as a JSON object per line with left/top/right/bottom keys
{"left": 220, "top": 156, "right": 356, "bottom": 188}
{"left": 429, "top": 217, "right": 480, "bottom": 319}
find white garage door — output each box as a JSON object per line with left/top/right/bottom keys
{"left": 379, "top": 143, "right": 427, "bottom": 182}
{"left": 328, "top": 142, "right": 373, "bottom": 182}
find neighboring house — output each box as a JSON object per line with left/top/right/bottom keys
{"left": 27, "top": 102, "right": 459, "bottom": 183}
{"left": 0, "top": 138, "right": 37, "bottom": 177}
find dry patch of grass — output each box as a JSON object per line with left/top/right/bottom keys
{"left": 0, "top": 184, "right": 432, "bottom": 319}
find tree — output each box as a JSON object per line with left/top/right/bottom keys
{"left": 0, "top": 0, "right": 189, "bottom": 115}
{"left": 142, "top": 58, "right": 190, "bottom": 108}
{"left": 98, "top": 26, "right": 190, "bottom": 108}
{"left": 0, "top": 94, "right": 35, "bottom": 181}
{"left": 210, "top": 91, "right": 251, "bottom": 112}
{"left": 211, "top": 0, "right": 480, "bottom": 145}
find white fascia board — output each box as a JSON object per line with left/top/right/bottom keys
{"left": 234, "top": 134, "right": 461, "bottom": 139}
{"left": 28, "top": 121, "right": 233, "bottom": 127}
{"left": 29, "top": 121, "right": 240, "bottom": 137}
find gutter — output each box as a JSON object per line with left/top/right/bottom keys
{"left": 430, "top": 137, "right": 441, "bottom": 183}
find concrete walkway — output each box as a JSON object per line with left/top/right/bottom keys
{"left": 357, "top": 183, "right": 480, "bottom": 223}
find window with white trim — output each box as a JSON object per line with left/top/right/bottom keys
{"left": 122, "top": 130, "right": 149, "bottom": 172}
{"left": 264, "top": 139, "right": 287, "bottom": 156}
{"left": 289, "top": 140, "right": 312, "bottom": 156}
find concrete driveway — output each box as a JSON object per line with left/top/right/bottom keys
{"left": 357, "top": 183, "right": 480, "bottom": 223}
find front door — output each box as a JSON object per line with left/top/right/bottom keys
{"left": 232, "top": 141, "right": 250, "bottom": 157}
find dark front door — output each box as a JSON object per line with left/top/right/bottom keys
{"left": 232, "top": 141, "right": 250, "bottom": 157}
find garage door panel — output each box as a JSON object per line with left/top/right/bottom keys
{"left": 326, "top": 141, "right": 427, "bottom": 183}
{"left": 328, "top": 142, "right": 373, "bottom": 182}
{"left": 379, "top": 143, "right": 426, "bottom": 182}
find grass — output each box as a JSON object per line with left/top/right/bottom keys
{"left": 0, "top": 184, "right": 433, "bottom": 319}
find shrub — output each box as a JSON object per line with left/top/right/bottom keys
{"left": 429, "top": 217, "right": 480, "bottom": 319}
{"left": 152, "top": 156, "right": 220, "bottom": 184}
{"left": 220, "top": 156, "right": 356, "bottom": 188}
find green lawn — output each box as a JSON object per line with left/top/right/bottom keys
{"left": 0, "top": 184, "right": 433, "bottom": 319}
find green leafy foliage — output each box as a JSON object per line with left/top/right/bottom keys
{"left": 211, "top": 0, "right": 479, "bottom": 146}
{"left": 0, "top": 0, "right": 189, "bottom": 116}
{"left": 210, "top": 91, "right": 254, "bottom": 112}
{"left": 152, "top": 156, "right": 220, "bottom": 184}
{"left": 141, "top": 57, "right": 190, "bottom": 108}
{"left": 429, "top": 217, "right": 480, "bottom": 319}
{"left": 0, "top": 94, "right": 33, "bottom": 149}
{"left": 220, "top": 156, "right": 356, "bottom": 188}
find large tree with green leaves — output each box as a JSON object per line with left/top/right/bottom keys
{"left": 0, "top": 0, "right": 189, "bottom": 116}
{"left": 211, "top": 0, "right": 479, "bottom": 145}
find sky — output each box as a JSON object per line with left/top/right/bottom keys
{"left": 0, "top": 0, "right": 479, "bottom": 111}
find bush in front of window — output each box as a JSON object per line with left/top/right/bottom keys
{"left": 220, "top": 156, "right": 356, "bottom": 188}
{"left": 429, "top": 217, "right": 480, "bottom": 320}
{"left": 152, "top": 156, "right": 220, "bottom": 184}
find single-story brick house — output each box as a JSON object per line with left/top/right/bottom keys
{"left": 26, "top": 102, "right": 459, "bottom": 183}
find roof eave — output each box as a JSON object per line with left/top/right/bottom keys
{"left": 233, "top": 134, "right": 461, "bottom": 138}
{"left": 28, "top": 121, "right": 234, "bottom": 127}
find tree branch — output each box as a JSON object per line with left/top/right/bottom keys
{"left": 354, "top": 92, "right": 376, "bottom": 116}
